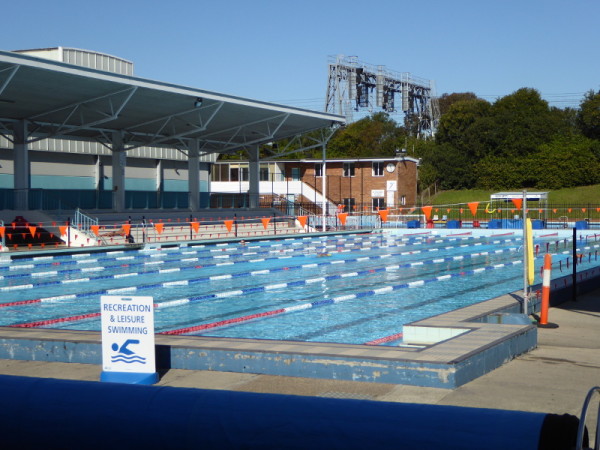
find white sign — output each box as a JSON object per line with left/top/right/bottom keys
{"left": 371, "top": 189, "right": 384, "bottom": 197}
{"left": 386, "top": 180, "right": 397, "bottom": 191}
{"left": 101, "top": 296, "right": 155, "bottom": 374}
{"left": 387, "top": 191, "right": 395, "bottom": 207}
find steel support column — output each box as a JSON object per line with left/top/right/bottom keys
{"left": 248, "top": 145, "right": 260, "bottom": 209}
{"left": 188, "top": 140, "right": 200, "bottom": 211}
{"left": 13, "top": 120, "right": 30, "bottom": 210}
{"left": 111, "top": 131, "right": 126, "bottom": 212}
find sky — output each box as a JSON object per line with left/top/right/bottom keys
{"left": 3, "top": 0, "right": 599, "bottom": 118}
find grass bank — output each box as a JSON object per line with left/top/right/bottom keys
{"left": 429, "top": 185, "right": 600, "bottom": 205}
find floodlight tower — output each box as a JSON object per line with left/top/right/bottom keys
{"left": 325, "top": 55, "right": 439, "bottom": 137}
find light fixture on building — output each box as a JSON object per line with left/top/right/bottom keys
{"left": 194, "top": 97, "right": 203, "bottom": 108}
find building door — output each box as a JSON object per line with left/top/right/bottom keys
{"left": 286, "top": 194, "right": 295, "bottom": 215}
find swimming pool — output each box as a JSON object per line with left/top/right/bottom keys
{"left": 1, "top": 231, "right": 598, "bottom": 346}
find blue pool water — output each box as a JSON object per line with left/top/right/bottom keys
{"left": 1, "top": 232, "right": 598, "bottom": 346}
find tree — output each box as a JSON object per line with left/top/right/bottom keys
{"left": 437, "top": 92, "right": 479, "bottom": 116}
{"left": 429, "top": 98, "right": 492, "bottom": 188}
{"left": 327, "top": 113, "right": 406, "bottom": 158}
{"left": 577, "top": 90, "right": 600, "bottom": 140}
{"left": 490, "top": 88, "right": 559, "bottom": 157}
{"left": 435, "top": 99, "right": 491, "bottom": 153}
{"left": 532, "top": 135, "right": 600, "bottom": 189}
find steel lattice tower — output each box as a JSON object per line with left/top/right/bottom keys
{"left": 325, "top": 55, "right": 439, "bottom": 136}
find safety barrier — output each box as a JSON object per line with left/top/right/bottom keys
{"left": 4, "top": 207, "right": 600, "bottom": 251}
{"left": 0, "top": 374, "right": 584, "bottom": 449}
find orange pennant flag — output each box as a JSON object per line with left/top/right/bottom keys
{"left": 261, "top": 218, "right": 271, "bottom": 230}
{"left": 0, "top": 226, "right": 4, "bottom": 238}
{"left": 190, "top": 222, "right": 200, "bottom": 233}
{"left": 467, "top": 202, "right": 479, "bottom": 217}
{"left": 337, "top": 212, "right": 348, "bottom": 226}
{"left": 224, "top": 220, "right": 234, "bottom": 232}
{"left": 91, "top": 225, "right": 100, "bottom": 236}
{"left": 122, "top": 224, "right": 131, "bottom": 236}
{"left": 568, "top": 208, "right": 572, "bottom": 213}
{"left": 297, "top": 216, "right": 307, "bottom": 228}
{"left": 59, "top": 226, "right": 67, "bottom": 237}
{"left": 421, "top": 206, "right": 433, "bottom": 220}
{"left": 582, "top": 208, "right": 586, "bottom": 213}
{"left": 511, "top": 198, "right": 522, "bottom": 210}
{"left": 378, "top": 209, "right": 389, "bottom": 223}
{"left": 155, "top": 223, "right": 164, "bottom": 234}
{"left": 553, "top": 209, "right": 558, "bottom": 213}
{"left": 28, "top": 226, "right": 37, "bottom": 237}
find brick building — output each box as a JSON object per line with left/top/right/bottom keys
{"left": 210, "top": 156, "right": 419, "bottom": 213}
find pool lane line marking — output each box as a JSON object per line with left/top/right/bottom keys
{"left": 8, "top": 312, "right": 101, "bottom": 329}
{"left": 14, "top": 248, "right": 568, "bottom": 332}
{"left": 0, "top": 234, "right": 379, "bottom": 274}
{"left": 0, "top": 236, "right": 462, "bottom": 283}
{"left": 0, "top": 243, "right": 515, "bottom": 308}
{"left": 0, "top": 232, "right": 517, "bottom": 275}
{"left": 0, "top": 235, "right": 524, "bottom": 290}
{"left": 4, "top": 252, "right": 523, "bottom": 328}
{"left": 0, "top": 233, "right": 515, "bottom": 290}
{"left": 0, "top": 233, "right": 382, "bottom": 270}
{"left": 0, "top": 244, "right": 522, "bottom": 307}
{"left": 0, "top": 233, "right": 390, "bottom": 274}
{"left": 159, "top": 260, "right": 524, "bottom": 336}
{"left": 365, "top": 332, "right": 404, "bottom": 345}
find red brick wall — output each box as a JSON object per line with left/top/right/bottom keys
{"left": 284, "top": 160, "right": 418, "bottom": 210}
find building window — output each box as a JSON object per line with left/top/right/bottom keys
{"left": 343, "top": 198, "right": 355, "bottom": 213}
{"left": 372, "top": 197, "right": 385, "bottom": 211}
{"left": 291, "top": 167, "right": 300, "bottom": 181}
{"left": 372, "top": 161, "right": 384, "bottom": 177}
{"left": 343, "top": 162, "right": 355, "bottom": 177}
{"left": 314, "top": 163, "right": 323, "bottom": 177}
{"left": 259, "top": 167, "right": 269, "bottom": 181}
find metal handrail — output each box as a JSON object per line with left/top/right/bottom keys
{"left": 577, "top": 386, "right": 600, "bottom": 449}
{"left": 73, "top": 208, "right": 99, "bottom": 233}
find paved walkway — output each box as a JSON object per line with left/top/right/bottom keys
{"left": 1, "top": 289, "right": 599, "bottom": 433}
